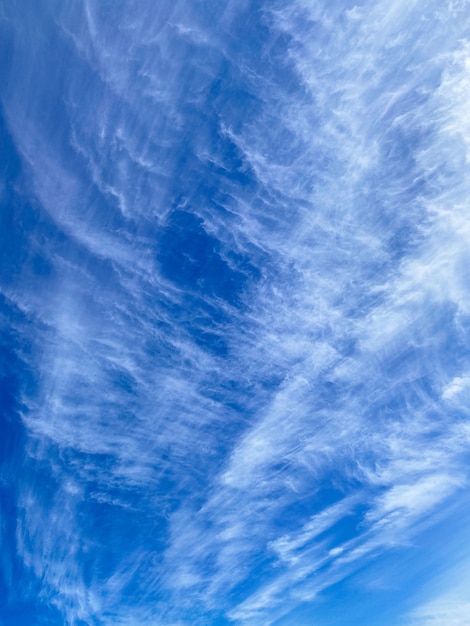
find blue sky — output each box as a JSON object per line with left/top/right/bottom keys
{"left": 1, "top": 1, "right": 470, "bottom": 624}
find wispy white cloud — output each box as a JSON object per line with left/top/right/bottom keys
{"left": 409, "top": 601, "right": 470, "bottom": 626}
{"left": 1, "top": 0, "right": 470, "bottom": 624}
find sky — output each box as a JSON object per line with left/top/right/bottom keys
{"left": 1, "top": 1, "right": 470, "bottom": 625}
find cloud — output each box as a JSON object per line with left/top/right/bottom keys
{"left": 1, "top": 0, "right": 470, "bottom": 624}
{"left": 409, "top": 602, "right": 470, "bottom": 626}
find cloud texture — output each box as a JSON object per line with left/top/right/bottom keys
{"left": 1, "top": 0, "right": 470, "bottom": 624}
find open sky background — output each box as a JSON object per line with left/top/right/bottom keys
{"left": 1, "top": 1, "right": 470, "bottom": 624}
